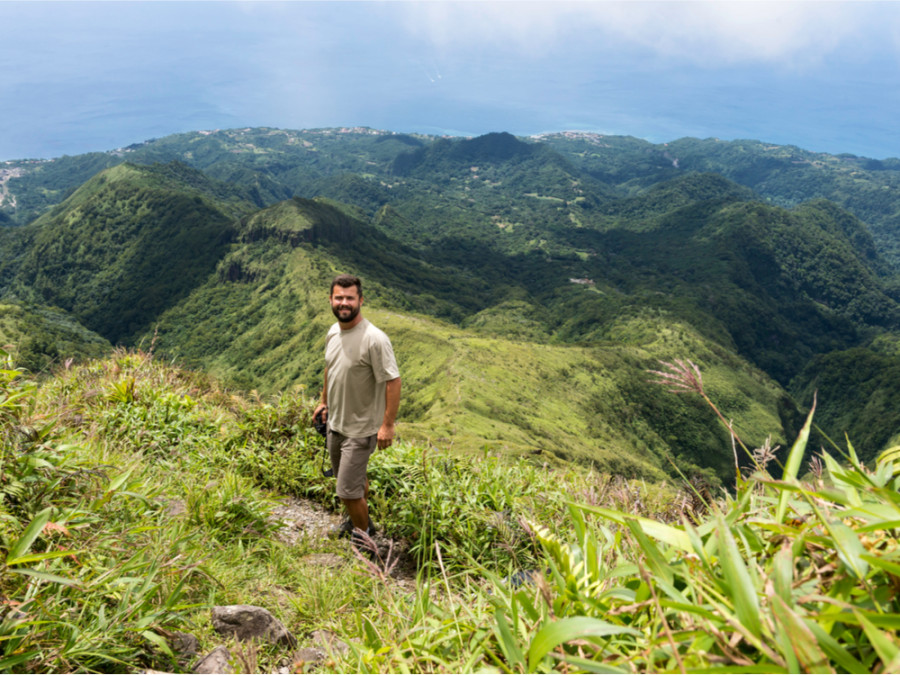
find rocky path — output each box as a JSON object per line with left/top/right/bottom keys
{"left": 271, "top": 494, "right": 418, "bottom": 588}
{"left": 149, "top": 496, "right": 419, "bottom": 674}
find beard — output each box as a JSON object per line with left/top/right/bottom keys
{"left": 332, "top": 304, "right": 360, "bottom": 323}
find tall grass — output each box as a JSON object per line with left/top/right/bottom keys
{"left": 358, "top": 359, "right": 900, "bottom": 673}
{"left": 4, "top": 349, "right": 896, "bottom": 673}
{"left": 0, "top": 350, "right": 303, "bottom": 672}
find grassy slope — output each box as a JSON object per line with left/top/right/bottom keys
{"left": 0, "top": 303, "right": 110, "bottom": 371}
{"left": 541, "top": 132, "right": 900, "bottom": 265}
{"left": 147, "top": 197, "right": 788, "bottom": 483}
{"left": 7, "top": 349, "right": 899, "bottom": 674}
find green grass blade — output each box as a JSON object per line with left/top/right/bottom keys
{"left": 625, "top": 519, "right": 674, "bottom": 586}
{"left": 690, "top": 667, "right": 789, "bottom": 674}
{"left": 7, "top": 568, "right": 79, "bottom": 586}
{"left": 575, "top": 503, "right": 692, "bottom": 552}
{"left": 0, "top": 651, "right": 40, "bottom": 671}
{"left": 861, "top": 553, "right": 900, "bottom": 577}
{"left": 493, "top": 609, "right": 526, "bottom": 671}
{"left": 6, "top": 549, "right": 76, "bottom": 566}
{"left": 822, "top": 519, "right": 868, "bottom": 579}
{"left": 141, "top": 630, "right": 174, "bottom": 659}
{"left": 854, "top": 610, "right": 899, "bottom": 667}
{"left": 716, "top": 514, "right": 761, "bottom": 639}
{"left": 527, "top": 616, "right": 640, "bottom": 672}
{"left": 777, "top": 397, "right": 816, "bottom": 523}
{"left": 6, "top": 508, "right": 52, "bottom": 564}
{"left": 804, "top": 619, "right": 867, "bottom": 673}
{"left": 770, "top": 595, "right": 830, "bottom": 673}
{"left": 552, "top": 653, "right": 630, "bottom": 673}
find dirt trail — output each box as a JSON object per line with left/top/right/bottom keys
{"left": 270, "top": 496, "right": 418, "bottom": 588}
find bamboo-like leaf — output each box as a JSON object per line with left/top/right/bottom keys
{"left": 845, "top": 435, "right": 861, "bottom": 466}
{"left": 8, "top": 567, "right": 80, "bottom": 586}
{"left": 552, "top": 653, "right": 630, "bottom": 673}
{"left": 7, "top": 508, "right": 52, "bottom": 564}
{"left": 106, "top": 468, "right": 134, "bottom": 495}
{"left": 824, "top": 519, "right": 868, "bottom": 579}
{"left": 493, "top": 609, "right": 526, "bottom": 670}
{"left": 770, "top": 595, "right": 830, "bottom": 673}
{"left": 688, "top": 667, "right": 788, "bottom": 673}
{"left": 141, "top": 630, "right": 174, "bottom": 658}
{"left": 827, "top": 611, "right": 900, "bottom": 631}
{"left": 575, "top": 504, "right": 692, "bottom": 552}
{"left": 527, "top": 616, "right": 640, "bottom": 672}
{"left": 0, "top": 651, "right": 40, "bottom": 671}
{"left": 771, "top": 544, "right": 793, "bottom": 604}
{"left": 877, "top": 445, "right": 900, "bottom": 468}
{"left": 777, "top": 397, "right": 815, "bottom": 523}
{"left": 854, "top": 610, "right": 899, "bottom": 667}
{"left": 716, "top": 514, "right": 761, "bottom": 639}
{"left": 861, "top": 553, "right": 900, "bottom": 577}
{"left": 626, "top": 519, "right": 674, "bottom": 586}
{"left": 804, "top": 619, "right": 867, "bottom": 673}
{"left": 6, "top": 549, "right": 75, "bottom": 566}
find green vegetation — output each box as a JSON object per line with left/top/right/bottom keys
{"left": 4, "top": 349, "right": 899, "bottom": 673}
{"left": 0, "top": 303, "right": 110, "bottom": 372}
{"left": 9, "top": 163, "right": 255, "bottom": 343}
{"left": 2, "top": 127, "right": 900, "bottom": 482}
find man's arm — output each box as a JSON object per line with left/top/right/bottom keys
{"left": 314, "top": 367, "right": 328, "bottom": 423}
{"left": 377, "top": 377, "right": 401, "bottom": 449}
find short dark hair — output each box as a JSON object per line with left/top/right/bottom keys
{"left": 330, "top": 274, "right": 362, "bottom": 297}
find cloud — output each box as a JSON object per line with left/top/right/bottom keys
{"left": 399, "top": 1, "right": 883, "bottom": 68}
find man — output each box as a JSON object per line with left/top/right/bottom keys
{"left": 313, "top": 274, "right": 401, "bottom": 554}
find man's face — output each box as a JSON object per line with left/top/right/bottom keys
{"left": 330, "top": 284, "right": 362, "bottom": 323}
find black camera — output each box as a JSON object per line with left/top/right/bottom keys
{"left": 313, "top": 410, "right": 333, "bottom": 477}
{"left": 313, "top": 409, "right": 327, "bottom": 437}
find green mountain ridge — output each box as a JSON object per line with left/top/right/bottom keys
{"left": 3, "top": 128, "right": 900, "bottom": 482}
{"left": 7, "top": 162, "right": 256, "bottom": 343}
{"left": 148, "top": 195, "right": 784, "bottom": 481}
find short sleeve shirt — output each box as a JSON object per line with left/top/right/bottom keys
{"left": 325, "top": 318, "right": 400, "bottom": 438}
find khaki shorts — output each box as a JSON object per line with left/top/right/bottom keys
{"left": 327, "top": 430, "right": 377, "bottom": 500}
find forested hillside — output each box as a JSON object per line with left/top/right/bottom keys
{"left": 2, "top": 127, "right": 900, "bottom": 481}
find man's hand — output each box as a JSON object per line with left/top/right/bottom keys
{"left": 378, "top": 377, "right": 401, "bottom": 450}
{"left": 313, "top": 402, "right": 328, "bottom": 424}
{"left": 377, "top": 423, "right": 395, "bottom": 449}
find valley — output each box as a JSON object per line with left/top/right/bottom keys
{"left": 2, "top": 127, "right": 900, "bottom": 485}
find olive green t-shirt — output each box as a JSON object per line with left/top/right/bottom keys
{"left": 325, "top": 318, "right": 400, "bottom": 438}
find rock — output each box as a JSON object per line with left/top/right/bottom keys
{"left": 170, "top": 631, "right": 200, "bottom": 659}
{"left": 292, "top": 647, "right": 326, "bottom": 668}
{"left": 211, "top": 605, "right": 296, "bottom": 646}
{"left": 193, "top": 646, "right": 231, "bottom": 674}
{"left": 271, "top": 497, "right": 345, "bottom": 545}
{"left": 309, "top": 629, "right": 350, "bottom": 655}
{"left": 164, "top": 499, "right": 186, "bottom": 517}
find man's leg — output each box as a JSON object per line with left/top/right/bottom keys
{"left": 344, "top": 495, "right": 369, "bottom": 530}
{"left": 342, "top": 477, "right": 371, "bottom": 529}
{"left": 336, "top": 436, "right": 376, "bottom": 533}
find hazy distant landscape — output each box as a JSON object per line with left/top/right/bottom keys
{"left": 3, "top": 126, "right": 900, "bottom": 485}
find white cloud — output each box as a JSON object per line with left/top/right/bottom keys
{"left": 399, "top": 1, "right": 884, "bottom": 68}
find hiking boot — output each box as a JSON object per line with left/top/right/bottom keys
{"left": 329, "top": 507, "right": 373, "bottom": 539}
{"left": 329, "top": 518, "right": 354, "bottom": 539}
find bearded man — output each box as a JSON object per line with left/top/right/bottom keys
{"left": 313, "top": 274, "right": 401, "bottom": 553}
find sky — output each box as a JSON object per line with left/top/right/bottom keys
{"left": 2, "top": 1, "right": 900, "bottom": 161}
